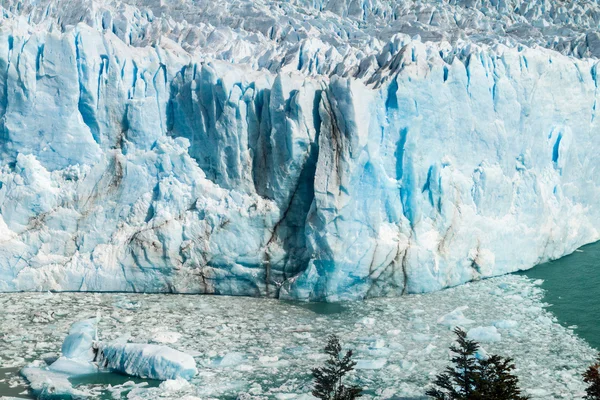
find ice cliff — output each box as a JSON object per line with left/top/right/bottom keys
{"left": 1, "top": 0, "right": 599, "bottom": 301}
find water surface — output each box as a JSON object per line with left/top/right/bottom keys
{"left": 517, "top": 240, "right": 600, "bottom": 350}
{"left": 0, "top": 367, "right": 32, "bottom": 399}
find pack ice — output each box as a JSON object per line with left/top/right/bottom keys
{"left": 1, "top": 0, "right": 600, "bottom": 301}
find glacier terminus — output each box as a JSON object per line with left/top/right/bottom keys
{"left": 1, "top": 0, "right": 600, "bottom": 301}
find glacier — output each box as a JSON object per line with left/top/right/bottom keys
{"left": 1, "top": 0, "right": 600, "bottom": 301}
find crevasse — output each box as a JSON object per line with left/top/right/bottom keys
{"left": 1, "top": 1, "right": 599, "bottom": 301}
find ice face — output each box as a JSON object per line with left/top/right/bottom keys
{"left": 60, "top": 318, "right": 98, "bottom": 361}
{"left": 1, "top": 1, "right": 600, "bottom": 300}
{"left": 0, "top": 276, "right": 595, "bottom": 399}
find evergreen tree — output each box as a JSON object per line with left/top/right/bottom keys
{"left": 426, "top": 327, "right": 480, "bottom": 400}
{"left": 426, "top": 328, "right": 528, "bottom": 400}
{"left": 584, "top": 356, "right": 600, "bottom": 400}
{"left": 473, "top": 355, "right": 528, "bottom": 400}
{"left": 312, "top": 334, "right": 362, "bottom": 400}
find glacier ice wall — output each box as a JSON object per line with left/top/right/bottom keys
{"left": 1, "top": 1, "right": 600, "bottom": 300}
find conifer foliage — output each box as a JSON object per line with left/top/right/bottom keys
{"left": 312, "top": 334, "right": 362, "bottom": 400}
{"left": 426, "top": 328, "right": 528, "bottom": 400}
{"left": 426, "top": 328, "right": 480, "bottom": 400}
{"left": 584, "top": 356, "right": 600, "bottom": 400}
{"left": 474, "top": 355, "right": 527, "bottom": 400}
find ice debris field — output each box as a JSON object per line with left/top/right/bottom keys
{"left": 19, "top": 316, "right": 197, "bottom": 399}
{"left": 1, "top": 0, "right": 600, "bottom": 300}
{"left": 0, "top": 275, "right": 595, "bottom": 399}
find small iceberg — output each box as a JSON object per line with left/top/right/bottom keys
{"left": 437, "top": 306, "right": 475, "bottom": 328}
{"left": 97, "top": 342, "right": 197, "bottom": 380}
{"left": 21, "top": 317, "right": 197, "bottom": 399}
{"left": 467, "top": 326, "right": 502, "bottom": 343}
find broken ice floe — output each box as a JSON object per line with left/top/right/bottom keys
{"left": 20, "top": 317, "right": 197, "bottom": 399}
{"left": 98, "top": 342, "right": 197, "bottom": 380}
{"left": 0, "top": 275, "right": 595, "bottom": 399}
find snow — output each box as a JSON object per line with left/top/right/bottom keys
{"left": 0, "top": 0, "right": 600, "bottom": 299}
{"left": 0, "top": 275, "right": 594, "bottom": 399}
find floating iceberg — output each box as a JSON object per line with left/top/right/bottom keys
{"left": 98, "top": 342, "right": 197, "bottom": 381}
{"left": 21, "top": 318, "right": 100, "bottom": 399}
{"left": 21, "top": 318, "right": 197, "bottom": 399}
{"left": 60, "top": 319, "right": 98, "bottom": 362}
{"left": 467, "top": 326, "right": 502, "bottom": 343}
{"left": 20, "top": 366, "right": 91, "bottom": 399}
{"left": 1, "top": 0, "right": 600, "bottom": 300}
{"left": 437, "top": 306, "right": 475, "bottom": 328}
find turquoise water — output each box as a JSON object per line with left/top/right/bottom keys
{"left": 0, "top": 367, "right": 33, "bottom": 399}
{"left": 283, "top": 300, "right": 348, "bottom": 315}
{"left": 69, "top": 372, "right": 161, "bottom": 399}
{"left": 517, "top": 240, "right": 600, "bottom": 350}
{"left": 68, "top": 372, "right": 160, "bottom": 388}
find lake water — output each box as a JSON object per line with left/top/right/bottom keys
{"left": 517, "top": 240, "right": 600, "bottom": 350}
